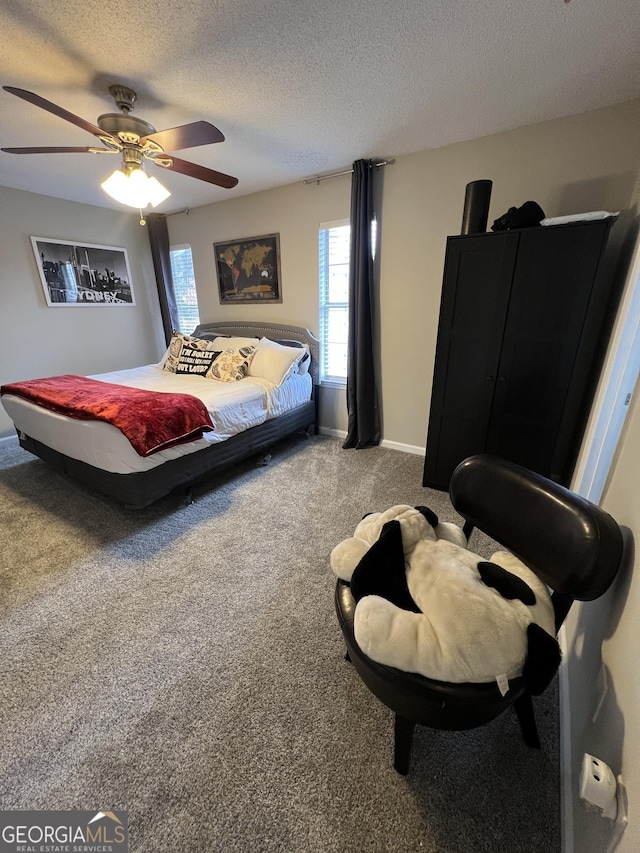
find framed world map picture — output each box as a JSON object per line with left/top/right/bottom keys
{"left": 213, "top": 233, "right": 282, "bottom": 304}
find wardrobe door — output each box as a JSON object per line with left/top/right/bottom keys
{"left": 485, "top": 222, "right": 611, "bottom": 482}
{"left": 422, "top": 233, "right": 517, "bottom": 489}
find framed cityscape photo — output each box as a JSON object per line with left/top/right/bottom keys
{"left": 31, "top": 237, "right": 135, "bottom": 306}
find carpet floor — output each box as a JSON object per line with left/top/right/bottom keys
{"left": 0, "top": 434, "right": 560, "bottom": 852}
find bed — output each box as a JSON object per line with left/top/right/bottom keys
{"left": 1, "top": 321, "right": 320, "bottom": 508}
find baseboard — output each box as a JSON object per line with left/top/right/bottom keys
{"left": 381, "top": 438, "right": 425, "bottom": 456}
{"left": 318, "top": 427, "right": 425, "bottom": 457}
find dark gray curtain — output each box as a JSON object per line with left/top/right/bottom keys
{"left": 342, "top": 159, "right": 380, "bottom": 449}
{"left": 147, "top": 213, "right": 179, "bottom": 345}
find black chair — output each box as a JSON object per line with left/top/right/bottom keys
{"left": 334, "top": 454, "right": 629, "bottom": 775}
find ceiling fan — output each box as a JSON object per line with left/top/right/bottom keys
{"left": 1, "top": 84, "right": 238, "bottom": 208}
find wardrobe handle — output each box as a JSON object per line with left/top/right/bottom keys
{"left": 486, "top": 375, "right": 494, "bottom": 381}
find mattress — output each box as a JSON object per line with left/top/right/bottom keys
{"left": 2, "top": 364, "right": 312, "bottom": 474}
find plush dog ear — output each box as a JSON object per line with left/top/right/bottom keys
{"left": 416, "top": 506, "right": 439, "bottom": 528}
{"left": 477, "top": 561, "right": 536, "bottom": 605}
{"left": 350, "top": 520, "right": 421, "bottom": 613}
{"left": 522, "top": 623, "right": 562, "bottom": 695}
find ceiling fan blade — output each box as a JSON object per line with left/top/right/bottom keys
{"left": 142, "top": 121, "right": 224, "bottom": 151}
{"left": 153, "top": 154, "right": 238, "bottom": 189}
{"left": 2, "top": 146, "right": 115, "bottom": 154}
{"left": 3, "top": 86, "right": 119, "bottom": 145}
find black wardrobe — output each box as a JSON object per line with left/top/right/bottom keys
{"left": 423, "top": 218, "right": 617, "bottom": 491}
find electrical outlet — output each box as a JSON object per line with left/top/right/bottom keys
{"left": 579, "top": 754, "right": 618, "bottom": 819}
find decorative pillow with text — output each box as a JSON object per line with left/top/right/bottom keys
{"left": 174, "top": 343, "right": 222, "bottom": 377}
{"left": 163, "top": 331, "right": 220, "bottom": 373}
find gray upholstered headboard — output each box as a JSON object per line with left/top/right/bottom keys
{"left": 192, "top": 321, "right": 320, "bottom": 386}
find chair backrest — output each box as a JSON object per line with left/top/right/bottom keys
{"left": 449, "top": 455, "right": 624, "bottom": 603}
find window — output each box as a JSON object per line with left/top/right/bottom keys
{"left": 319, "top": 220, "right": 350, "bottom": 385}
{"left": 169, "top": 245, "right": 200, "bottom": 334}
{"left": 318, "top": 217, "right": 377, "bottom": 385}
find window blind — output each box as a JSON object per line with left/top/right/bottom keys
{"left": 319, "top": 222, "right": 350, "bottom": 384}
{"left": 169, "top": 245, "right": 200, "bottom": 335}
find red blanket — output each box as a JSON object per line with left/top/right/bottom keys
{"left": 1, "top": 374, "right": 215, "bottom": 457}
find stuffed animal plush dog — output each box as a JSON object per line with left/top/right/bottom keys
{"left": 330, "top": 504, "right": 467, "bottom": 582}
{"left": 330, "top": 505, "right": 560, "bottom": 695}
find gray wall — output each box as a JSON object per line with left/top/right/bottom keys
{"left": 2, "top": 101, "right": 638, "bottom": 448}
{"left": 168, "top": 98, "right": 640, "bottom": 452}
{"left": 1, "top": 99, "right": 640, "bottom": 853}
{"left": 0, "top": 186, "right": 164, "bottom": 435}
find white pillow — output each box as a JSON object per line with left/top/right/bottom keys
{"left": 247, "top": 337, "right": 305, "bottom": 386}
{"left": 208, "top": 335, "right": 259, "bottom": 350}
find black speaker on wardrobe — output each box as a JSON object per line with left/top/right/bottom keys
{"left": 461, "top": 180, "right": 493, "bottom": 234}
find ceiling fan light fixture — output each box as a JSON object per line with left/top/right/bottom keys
{"left": 101, "top": 165, "right": 170, "bottom": 209}
{"left": 2, "top": 85, "right": 238, "bottom": 196}
{"left": 145, "top": 175, "right": 172, "bottom": 207}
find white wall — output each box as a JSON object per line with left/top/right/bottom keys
{"left": 563, "top": 386, "right": 640, "bottom": 853}
{"left": 168, "top": 99, "right": 640, "bottom": 450}
{"left": 0, "top": 186, "right": 164, "bottom": 436}
{"left": 563, "top": 165, "right": 640, "bottom": 852}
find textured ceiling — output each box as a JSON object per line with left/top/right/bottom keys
{"left": 1, "top": 0, "right": 638, "bottom": 213}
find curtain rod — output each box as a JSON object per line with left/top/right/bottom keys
{"left": 303, "top": 159, "right": 393, "bottom": 185}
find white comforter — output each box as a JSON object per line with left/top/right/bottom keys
{"left": 1, "top": 364, "right": 312, "bottom": 474}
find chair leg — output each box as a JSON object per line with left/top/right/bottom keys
{"left": 514, "top": 693, "right": 540, "bottom": 748}
{"left": 394, "top": 714, "right": 416, "bottom": 775}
